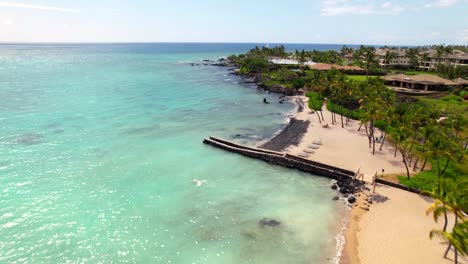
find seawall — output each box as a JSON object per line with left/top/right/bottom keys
{"left": 203, "top": 137, "right": 355, "bottom": 180}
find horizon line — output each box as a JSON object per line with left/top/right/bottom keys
{"left": 0, "top": 41, "right": 458, "bottom": 47}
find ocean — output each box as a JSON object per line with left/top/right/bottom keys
{"left": 0, "top": 43, "right": 347, "bottom": 263}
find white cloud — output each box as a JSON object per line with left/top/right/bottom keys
{"left": 381, "top": 2, "right": 391, "bottom": 8}
{"left": 458, "top": 29, "right": 468, "bottom": 43}
{"left": 321, "top": 0, "right": 405, "bottom": 16}
{"left": 0, "top": 2, "right": 79, "bottom": 13}
{"left": 424, "top": 0, "right": 458, "bottom": 8}
{"left": 3, "top": 17, "right": 13, "bottom": 25}
{"left": 321, "top": 0, "right": 459, "bottom": 16}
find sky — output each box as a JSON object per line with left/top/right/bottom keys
{"left": 0, "top": 0, "right": 467, "bottom": 45}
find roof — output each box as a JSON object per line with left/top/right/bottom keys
{"left": 383, "top": 74, "right": 459, "bottom": 86}
{"left": 308, "top": 63, "right": 364, "bottom": 71}
{"left": 454, "top": 78, "right": 468, "bottom": 85}
{"left": 269, "top": 58, "right": 299, "bottom": 65}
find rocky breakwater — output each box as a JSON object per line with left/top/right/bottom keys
{"left": 330, "top": 177, "right": 366, "bottom": 205}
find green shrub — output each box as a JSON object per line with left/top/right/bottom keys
{"left": 459, "top": 90, "right": 468, "bottom": 100}
{"left": 306, "top": 92, "right": 324, "bottom": 111}
{"left": 398, "top": 159, "right": 464, "bottom": 192}
{"left": 441, "top": 95, "right": 463, "bottom": 102}
{"left": 398, "top": 171, "right": 439, "bottom": 192}
{"left": 326, "top": 101, "right": 363, "bottom": 120}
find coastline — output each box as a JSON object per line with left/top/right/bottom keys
{"left": 257, "top": 95, "right": 357, "bottom": 263}
{"left": 256, "top": 95, "right": 461, "bottom": 264}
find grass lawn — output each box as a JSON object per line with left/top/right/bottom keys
{"left": 399, "top": 156, "right": 467, "bottom": 192}
{"left": 346, "top": 75, "right": 380, "bottom": 82}
{"left": 418, "top": 97, "right": 468, "bottom": 118}
{"left": 388, "top": 70, "right": 440, "bottom": 76}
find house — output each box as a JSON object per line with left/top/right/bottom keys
{"left": 375, "top": 48, "right": 410, "bottom": 68}
{"left": 269, "top": 58, "right": 300, "bottom": 65}
{"left": 383, "top": 74, "right": 460, "bottom": 94}
{"left": 419, "top": 50, "right": 468, "bottom": 71}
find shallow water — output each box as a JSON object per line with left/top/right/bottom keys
{"left": 0, "top": 43, "right": 346, "bottom": 263}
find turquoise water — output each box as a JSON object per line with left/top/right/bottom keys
{"left": 0, "top": 44, "right": 346, "bottom": 263}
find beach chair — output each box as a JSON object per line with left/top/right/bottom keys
{"left": 308, "top": 145, "right": 320, "bottom": 149}
{"left": 312, "top": 140, "right": 323, "bottom": 145}
{"left": 298, "top": 153, "right": 309, "bottom": 158}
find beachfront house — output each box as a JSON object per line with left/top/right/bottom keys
{"left": 419, "top": 49, "right": 468, "bottom": 71}
{"left": 383, "top": 74, "right": 460, "bottom": 94}
{"left": 269, "top": 58, "right": 300, "bottom": 65}
{"left": 376, "top": 48, "right": 410, "bottom": 68}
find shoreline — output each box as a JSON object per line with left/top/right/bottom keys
{"left": 257, "top": 96, "right": 358, "bottom": 263}
{"left": 256, "top": 95, "right": 458, "bottom": 264}
{"left": 225, "top": 61, "right": 460, "bottom": 263}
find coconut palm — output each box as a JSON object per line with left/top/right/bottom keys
{"left": 428, "top": 180, "right": 468, "bottom": 263}
{"left": 430, "top": 221, "right": 468, "bottom": 263}
{"left": 384, "top": 50, "right": 396, "bottom": 67}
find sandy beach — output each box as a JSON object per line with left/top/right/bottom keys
{"left": 348, "top": 184, "right": 465, "bottom": 264}
{"left": 285, "top": 96, "right": 407, "bottom": 181}
{"left": 264, "top": 95, "right": 464, "bottom": 264}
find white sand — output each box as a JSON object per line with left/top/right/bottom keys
{"left": 357, "top": 184, "right": 465, "bottom": 264}
{"left": 287, "top": 96, "right": 407, "bottom": 181}
{"left": 284, "top": 96, "right": 464, "bottom": 264}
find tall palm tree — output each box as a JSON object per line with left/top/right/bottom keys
{"left": 430, "top": 221, "right": 467, "bottom": 264}
{"left": 428, "top": 180, "right": 468, "bottom": 263}
{"left": 384, "top": 50, "right": 396, "bottom": 67}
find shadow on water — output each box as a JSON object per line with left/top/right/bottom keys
{"left": 10, "top": 133, "right": 44, "bottom": 146}
{"left": 123, "top": 125, "right": 161, "bottom": 136}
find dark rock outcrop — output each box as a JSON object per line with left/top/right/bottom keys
{"left": 259, "top": 218, "right": 281, "bottom": 227}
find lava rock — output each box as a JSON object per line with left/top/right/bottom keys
{"left": 259, "top": 218, "right": 281, "bottom": 227}
{"left": 333, "top": 196, "right": 340, "bottom": 201}
{"left": 331, "top": 184, "right": 338, "bottom": 190}
{"left": 348, "top": 196, "right": 357, "bottom": 204}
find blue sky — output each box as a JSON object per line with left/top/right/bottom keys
{"left": 0, "top": 0, "right": 467, "bottom": 45}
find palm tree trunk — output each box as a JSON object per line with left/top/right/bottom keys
{"left": 309, "top": 99, "right": 322, "bottom": 124}
{"left": 400, "top": 149, "right": 411, "bottom": 180}
{"left": 458, "top": 142, "right": 467, "bottom": 162}
{"left": 372, "top": 138, "right": 376, "bottom": 155}
{"left": 394, "top": 141, "right": 398, "bottom": 157}
{"left": 437, "top": 157, "right": 441, "bottom": 193}
{"left": 365, "top": 124, "right": 371, "bottom": 148}
{"left": 441, "top": 160, "right": 450, "bottom": 176}
{"left": 421, "top": 158, "right": 428, "bottom": 172}
{"left": 358, "top": 122, "right": 363, "bottom": 132}
{"left": 412, "top": 157, "right": 419, "bottom": 171}
{"left": 330, "top": 104, "right": 334, "bottom": 125}
{"left": 340, "top": 109, "right": 344, "bottom": 128}
{"left": 379, "top": 132, "right": 386, "bottom": 151}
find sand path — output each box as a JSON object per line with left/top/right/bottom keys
{"left": 356, "top": 184, "right": 465, "bottom": 264}
{"left": 286, "top": 96, "right": 407, "bottom": 181}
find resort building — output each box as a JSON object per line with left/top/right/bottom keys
{"left": 269, "top": 58, "right": 300, "bottom": 65}
{"left": 419, "top": 49, "right": 468, "bottom": 71}
{"left": 383, "top": 74, "right": 460, "bottom": 94}
{"left": 269, "top": 58, "right": 317, "bottom": 66}
{"left": 376, "top": 48, "right": 410, "bottom": 68}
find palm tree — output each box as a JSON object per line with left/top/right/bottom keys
{"left": 428, "top": 180, "right": 468, "bottom": 263}
{"left": 384, "top": 50, "right": 396, "bottom": 67}
{"left": 430, "top": 221, "right": 467, "bottom": 264}
{"left": 406, "top": 48, "right": 420, "bottom": 69}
